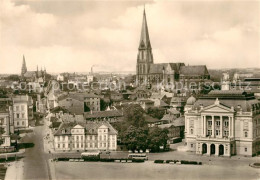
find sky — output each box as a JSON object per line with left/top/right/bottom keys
{"left": 0, "top": 0, "right": 259, "bottom": 74}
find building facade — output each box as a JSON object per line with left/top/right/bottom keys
{"left": 53, "top": 122, "right": 117, "bottom": 151}
{"left": 185, "top": 90, "right": 260, "bottom": 157}
{"left": 136, "top": 9, "right": 210, "bottom": 85}
{"left": 0, "top": 98, "right": 14, "bottom": 149}
{"left": 13, "top": 95, "right": 33, "bottom": 129}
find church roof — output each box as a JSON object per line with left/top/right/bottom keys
{"left": 149, "top": 63, "right": 185, "bottom": 74}
{"left": 179, "top": 65, "right": 209, "bottom": 76}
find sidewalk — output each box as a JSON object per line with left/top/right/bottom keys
{"left": 4, "top": 159, "right": 24, "bottom": 180}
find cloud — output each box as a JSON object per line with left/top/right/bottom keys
{"left": 0, "top": 0, "right": 259, "bottom": 74}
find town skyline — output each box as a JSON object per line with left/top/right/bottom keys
{"left": 1, "top": 0, "right": 259, "bottom": 74}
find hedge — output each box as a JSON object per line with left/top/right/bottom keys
{"left": 154, "top": 160, "right": 164, "bottom": 163}
{"left": 132, "top": 159, "right": 145, "bottom": 163}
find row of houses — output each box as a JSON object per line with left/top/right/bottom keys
{"left": 0, "top": 95, "right": 33, "bottom": 151}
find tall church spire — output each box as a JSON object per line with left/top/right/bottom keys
{"left": 139, "top": 7, "right": 151, "bottom": 49}
{"left": 136, "top": 7, "right": 154, "bottom": 85}
{"left": 21, "top": 55, "right": 27, "bottom": 77}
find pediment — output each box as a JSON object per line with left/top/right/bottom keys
{"left": 99, "top": 124, "right": 108, "bottom": 129}
{"left": 73, "top": 124, "right": 84, "bottom": 129}
{"left": 201, "top": 104, "right": 234, "bottom": 113}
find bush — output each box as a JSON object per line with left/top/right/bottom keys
{"left": 57, "top": 158, "right": 70, "bottom": 161}
{"left": 100, "top": 158, "right": 116, "bottom": 162}
{"left": 132, "top": 159, "right": 145, "bottom": 163}
{"left": 166, "top": 160, "right": 173, "bottom": 163}
{"left": 154, "top": 160, "right": 164, "bottom": 163}
{"left": 180, "top": 160, "right": 198, "bottom": 165}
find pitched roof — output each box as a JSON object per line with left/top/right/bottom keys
{"left": 149, "top": 63, "right": 185, "bottom": 74}
{"left": 54, "top": 121, "right": 117, "bottom": 136}
{"left": 69, "top": 92, "right": 100, "bottom": 101}
{"left": 84, "top": 110, "right": 123, "bottom": 119}
{"left": 172, "top": 117, "right": 185, "bottom": 127}
{"left": 193, "top": 90, "right": 259, "bottom": 112}
{"left": 179, "top": 65, "right": 209, "bottom": 76}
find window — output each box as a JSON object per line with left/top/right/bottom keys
{"left": 17, "top": 114, "right": 19, "bottom": 118}
{"left": 244, "top": 122, "right": 249, "bottom": 130}
{"left": 81, "top": 136, "right": 83, "bottom": 140}
{"left": 90, "top": 136, "right": 92, "bottom": 140}
{"left": 63, "top": 136, "right": 65, "bottom": 141}
{"left": 208, "top": 120, "right": 212, "bottom": 126}
{"left": 63, "top": 144, "right": 65, "bottom": 148}
{"left": 216, "top": 121, "right": 220, "bottom": 126}
{"left": 224, "top": 130, "right": 229, "bottom": 136}
{"left": 207, "top": 130, "right": 212, "bottom": 136}
{"left": 58, "top": 144, "right": 60, "bottom": 148}
{"left": 245, "top": 147, "right": 247, "bottom": 152}
{"left": 77, "top": 136, "right": 79, "bottom": 140}
{"left": 81, "top": 144, "right": 83, "bottom": 148}
{"left": 216, "top": 130, "right": 220, "bottom": 136}
{"left": 190, "top": 129, "right": 193, "bottom": 134}
{"left": 103, "top": 143, "right": 106, "bottom": 147}
{"left": 21, "top": 105, "right": 24, "bottom": 111}
{"left": 99, "top": 136, "right": 102, "bottom": 140}
{"left": 22, "top": 113, "right": 25, "bottom": 118}
{"left": 245, "top": 131, "right": 248, "bottom": 138}
{"left": 22, "top": 121, "right": 24, "bottom": 125}
{"left": 112, "top": 142, "right": 115, "bottom": 148}
{"left": 77, "top": 143, "right": 79, "bottom": 148}
{"left": 17, "top": 121, "right": 19, "bottom": 125}
{"left": 191, "top": 144, "right": 193, "bottom": 148}
{"left": 224, "top": 121, "right": 229, "bottom": 127}
{"left": 16, "top": 106, "right": 19, "bottom": 111}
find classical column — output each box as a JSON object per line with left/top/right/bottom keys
{"left": 207, "top": 143, "right": 211, "bottom": 156}
{"left": 220, "top": 116, "right": 223, "bottom": 138}
{"left": 231, "top": 117, "right": 235, "bottom": 137}
{"left": 203, "top": 116, "right": 206, "bottom": 137}
{"left": 212, "top": 116, "right": 215, "bottom": 137}
{"left": 215, "top": 144, "right": 219, "bottom": 156}
{"left": 229, "top": 116, "right": 231, "bottom": 138}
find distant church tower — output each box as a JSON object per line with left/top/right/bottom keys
{"left": 21, "top": 55, "right": 27, "bottom": 77}
{"left": 136, "top": 8, "right": 154, "bottom": 85}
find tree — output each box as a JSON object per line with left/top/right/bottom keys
{"left": 5, "top": 75, "right": 20, "bottom": 81}
{"left": 100, "top": 99, "right": 109, "bottom": 111}
{"left": 147, "top": 127, "right": 169, "bottom": 152}
{"left": 123, "top": 104, "right": 146, "bottom": 127}
{"left": 122, "top": 125, "right": 149, "bottom": 151}
{"left": 147, "top": 107, "right": 165, "bottom": 119}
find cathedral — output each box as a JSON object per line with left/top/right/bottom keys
{"left": 21, "top": 55, "right": 47, "bottom": 83}
{"left": 136, "top": 9, "right": 210, "bottom": 86}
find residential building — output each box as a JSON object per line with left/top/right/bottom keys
{"left": 53, "top": 122, "right": 117, "bottom": 151}
{"left": 0, "top": 98, "right": 14, "bottom": 150}
{"left": 185, "top": 90, "right": 260, "bottom": 157}
{"left": 84, "top": 110, "right": 123, "bottom": 122}
{"left": 13, "top": 95, "right": 33, "bottom": 129}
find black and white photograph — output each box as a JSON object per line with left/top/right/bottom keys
{"left": 0, "top": 0, "right": 260, "bottom": 179}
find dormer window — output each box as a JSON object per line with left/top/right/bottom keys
{"left": 62, "top": 129, "right": 65, "bottom": 134}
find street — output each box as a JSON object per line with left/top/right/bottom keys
{"left": 18, "top": 119, "right": 51, "bottom": 180}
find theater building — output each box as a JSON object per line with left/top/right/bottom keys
{"left": 185, "top": 90, "right": 260, "bottom": 156}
